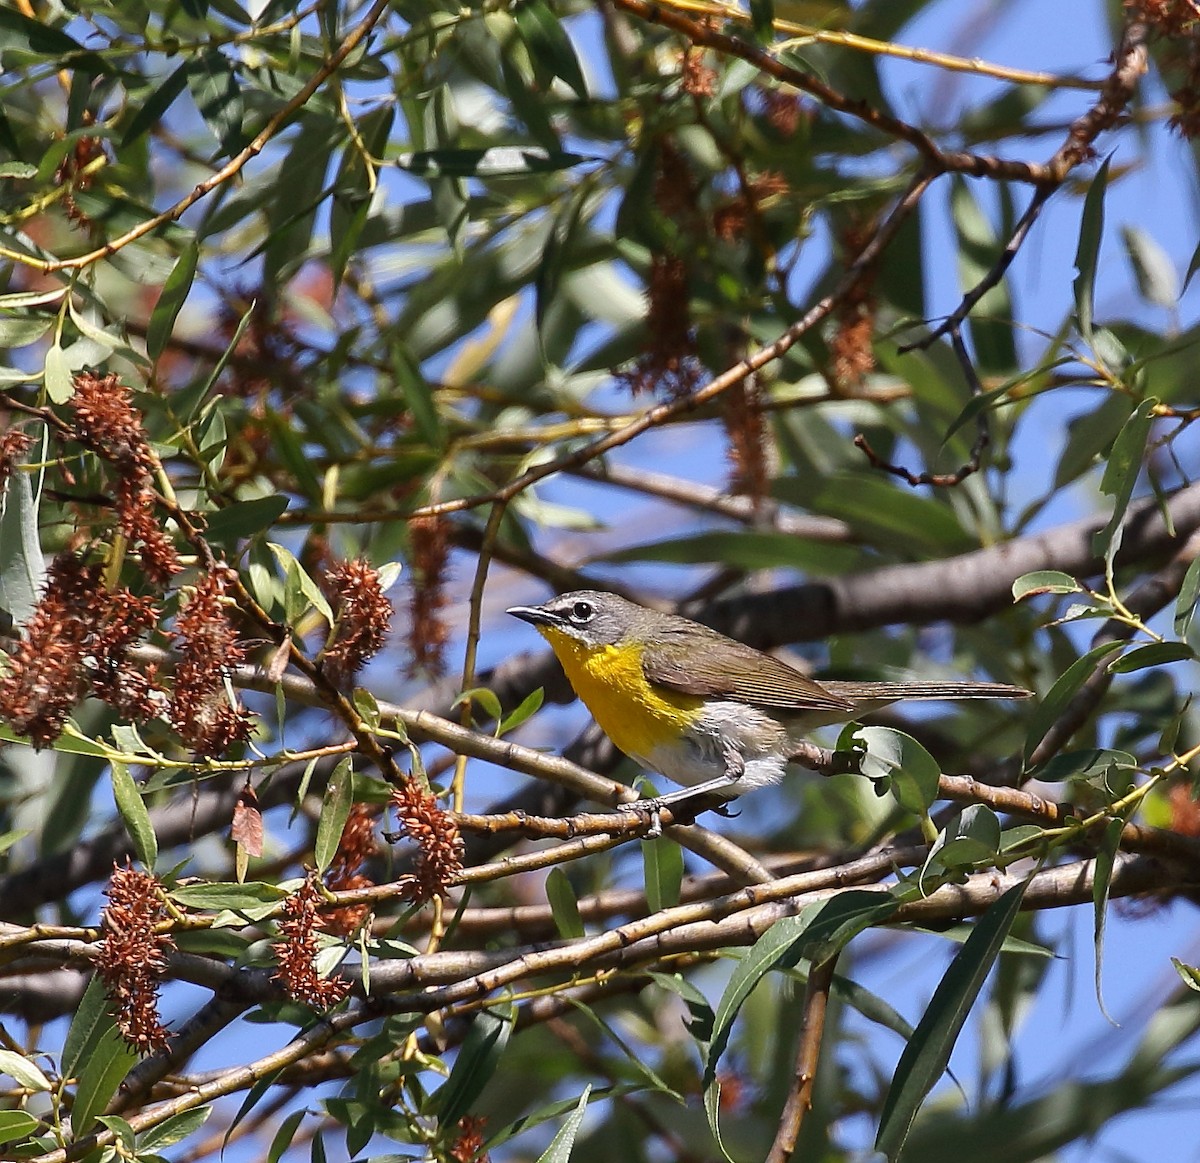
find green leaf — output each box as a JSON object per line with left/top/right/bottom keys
{"left": 804, "top": 474, "right": 975, "bottom": 556}
{"left": 1175, "top": 556, "right": 1200, "bottom": 637}
{"left": 95, "top": 1115, "right": 135, "bottom": 1151}
{"left": 546, "top": 867, "right": 584, "bottom": 939}
{"left": 314, "top": 757, "right": 353, "bottom": 874}
{"left": 146, "top": 240, "right": 199, "bottom": 360}
{"left": 706, "top": 892, "right": 897, "bottom": 1087}
{"left": 1092, "top": 816, "right": 1123, "bottom": 1022}
{"left": 390, "top": 341, "right": 445, "bottom": 449}
{"left": 188, "top": 50, "right": 245, "bottom": 156}
{"left": 266, "top": 1108, "right": 306, "bottom": 1163}
{"left": 0, "top": 7, "right": 87, "bottom": 55}
{"left": 1032, "top": 747, "right": 1136, "bottom": 783}
{"left": 1012, "top": 570, "right": 1080, "bottom": 601}
{"left": 454, "top": 686, "right": 504, "bottom": 727}
{"left": 0, "top": 1048, "right": 50, "bottom": 1092}
{"left": 535, "top": 1085, "right": 591, "bottom": 1163}
{"left": 0, "top": 1110, "right": 39, "bottom": 1145}
{"left": 0, "top": 162, "right": 36, "bottom": 180}
{"left": 950, "top": 176, "right": 1016, "bottom": 374}
{"left": 499, "top": 686, "right": 544, "bottom": 735}
{"left": 874, "top": 877, "right": 1030, "bottom": 1159}
{"left": 1107, "top": 641, "right": 1194, "bottom": 673}
{"left": 1093, "top": 397, "right": 1156, "bottom": 567}
{"left": 269, "top": 542, "right": 334, "bottom": 626}
{"left": 748, "top": 0, "right": 775, "bottom": 40}
{"left": 1073, "top": 156, "right": 1111, "bottom": 339}
{"left": 602, "top": 530, "right": 861, "bottom": 574}
{"left": 169, "top": 881, "right": 289, "bottom": 910}
{"left": 70, "top": 1023, "right": 138, "bottom": 1140}
{"left": 204, "top": 495, "right": 291, "bottom": 544}
{"left": 174, "top": 301, "right": 253, "bottom": 426}
{"left": 434, "top": 1007, "right": 513, "bottom": 1128}
{"left": 513, "top": 0, "right": 588, "bottom": 98}
{"left": 121, "top": 61, "right": 190, "bottom": 148}
{"left": 1023, "top": 640, "right": 1125, "bottom": 765}
{"left": 643, "top": 836, "right": 683, "bottom": 913}
{"left": 855, "top": 726, "right": 942, "bottom": 816}
{"left": 1121, "top": 224, "right": 1178, "bottom": 309}
{"left": 111, "top": 761, "right": 157, "bottom": 869}
{"left": 0, "top": 441, "right": 45, "bottom": 625}
{"left": 136, "top": 1105, "right": 213, "bottom": 1151}
{"left": 928, "top": 804, "right": 1002, "bottom": 870}
{"left": 43, "top": 342, "right": 73, "bottom": 404}
{"left": 0, "top": 315, "right": 53, "bottom": 348}
{"left": 1170, "top": 956, "right": 1200, "bottom": 992}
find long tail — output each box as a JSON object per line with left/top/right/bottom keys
{"left": 820, "top": 680, "right": 1031, "bottom": 703}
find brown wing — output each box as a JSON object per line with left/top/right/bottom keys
{"left": 641, "top": 624, "right": 853, "bottom": 713}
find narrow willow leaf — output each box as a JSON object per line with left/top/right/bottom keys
{"left": 0, "top": 1049, "right": 50, "bottom": 1092}
{"left": 314, "top": 757, "right": 353, "bottom": 874}
{"left": 706, "top": 892, "right": 897, "bottom": 1087}
{"left": 0, "top": 448, "right": 45, "bottom": 625}
{"left": 204, "top": 495, "right": 290, "bottom": 544}
{"left": 111, "top": 761, "right": 157, "bottom": 869}
{"left": 536, "top": 1085, "right": 591, "bottom": 1163}
{"left": 1012, "top": 570, "right": 1080, "bottom": 601}
{"left": 0, "top": 1110, "right": 38, "bottom": 1145}
{"left": 1073, "top": 156, "right": 1110, "bottom": 339}
{"left": 546, "top": 867, "right": 584, "bottom": 939}
{"left": 643, "top": 836, "right": 683, "bottom": 913}
{"left": 266, "top": 1109, "right": 306, "bottom": 1163}
{"left": 1092, "top": 816, "right": 1124, "bottom": 1023}
{"left": 146, "top": 240, "right": 198, "bottom": 359}
{"left": 43, "top": 342, "right": 73, "bottom": 403}
{"left": 169, "top": 881, "right": 288, "bottom": 910}
{"left": 1032, "top": 747, "right": 1136, "bottom": 783}
{"left": 1094, "top": 397, "right": 1156, "bottom": 566}
{"left": 1175, "top": 556, "right": 1200, "bottom": 636}
{"left": 1108, "top": 641, "right": 1194, "bottom": 673}
{"left": 70, "top": 1024, "right": 138, "bottom": 1140}
{"left": 1171, "top": 956, "right": 1200, "bottom": 992}
{"left": 1121, "top": 224, "right": 1178, "bottom": 308}
{"left": 499, "top": 686, "right": 544, "bottom": 735}
{"left": 435, "top": 1007, "right": 513, "bottom": 1129}
{"left": 875, "top": 878, "right": 1030, "bottom": 1159}
{"left": 121, "top": 60, "right": 190, "bottom": 147}
{"left": 1023, "top": 640, "right": 1125, "bottom": 764}
{"left": 136, "top": 1105, "right": 212, "bottom": 1151}
{"left": 513, "top": 0, "right": 588, "bottom": 97}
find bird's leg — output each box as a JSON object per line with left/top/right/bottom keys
{"left": 618, "top": 741, "right": 746, "bottom": 835}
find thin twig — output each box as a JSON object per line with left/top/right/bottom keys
{"left": 767, "top": 952, "right": 839, "bottom": 1163}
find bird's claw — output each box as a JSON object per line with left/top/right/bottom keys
{"left": 617, "top": 799, "right": 665, "bottom": 839}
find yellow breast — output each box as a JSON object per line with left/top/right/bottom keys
{"left": 539, "top": 627, "right": 704, "bottom": 766}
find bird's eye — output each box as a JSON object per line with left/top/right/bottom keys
{"left": 569, "top": 600, "right": 594, "bottom": 623}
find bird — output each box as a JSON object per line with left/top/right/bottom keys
{"left": 507, "top": 590, "right": 1030, "bottom": 825}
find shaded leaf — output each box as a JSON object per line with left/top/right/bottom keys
{"left": 111, "top": 761, "right": 157, "bottom": 869}
{"left": 536, "top": 1085, "right": 591, "bottom": 1163}
{"left": 1023, "top": 641, "right": 1125, "bottom": 765}
{"left": 643, "top": 835, "right": 683, "bottom": 913}
{"left": 314, "top": 757, "right": 353, "bottom": 874}
{"left": 546, "top": 867, "right": 584, "bottom": 939}
{"left": 1073, "top": 156, "right": 1111, "bottom": 339}
{"left": 875, "top": 877, "right": 1030, "bottom": 1159}
{"left": 435, "top": 1007, "right": 513, "bottom": 1128}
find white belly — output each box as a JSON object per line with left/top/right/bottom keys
{"left": 635, "top": 701, "right": 792, "bottom": 794}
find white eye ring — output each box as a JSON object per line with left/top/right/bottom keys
{"left": 569, "top": 600, "right": 594, "bottom": 623}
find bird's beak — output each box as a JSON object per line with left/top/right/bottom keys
{"left": 507, "top": 604, "right": 560, "bottom": 629}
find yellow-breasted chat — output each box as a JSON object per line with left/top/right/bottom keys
{"left": 507, "top": 590, "right": 1030, "bottom": 821}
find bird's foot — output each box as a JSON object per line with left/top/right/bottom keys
{"left": 617, "top": 798, "right": 668, "bottom": 838}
